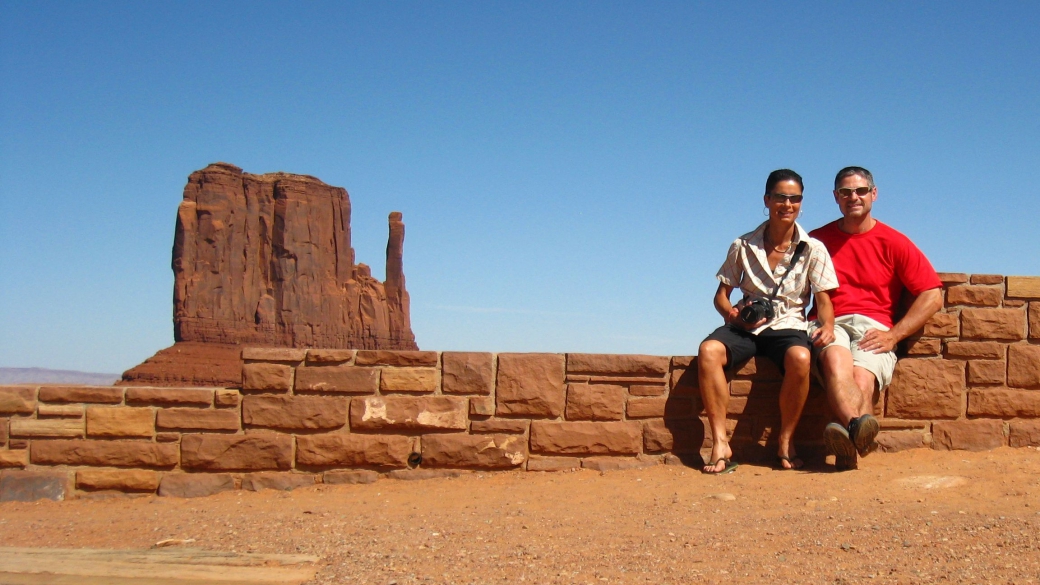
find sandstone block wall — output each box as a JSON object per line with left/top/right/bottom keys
{"left": 2, "top": 274, "right": 1038, "bottom": 500}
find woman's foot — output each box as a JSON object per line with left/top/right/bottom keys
{"left": 777, "top": 442, "right": 803, "bottom": 470}
{"left": 776, "top": 454, "right": 803, "bottom": 470}
{"left": 703, "top": 458, "right": 738, "bottom": 474}
{"left": 702, "top": 444, "right": 735, "bottom": 474}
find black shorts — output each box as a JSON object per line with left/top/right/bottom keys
{"left": 703, "top": 325, "right": 811, "bottom": 374}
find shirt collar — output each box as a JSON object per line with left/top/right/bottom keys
{"left": 744, "top": 221, "right": 808, "bottom": 249}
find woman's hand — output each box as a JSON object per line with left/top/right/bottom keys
{"left": 727, "top": 300, "right": 766, "bottom": 330}
{"left": 715, "top": 283, "right": 765, "bottom": 330}
{"left": 811, "top": 324, "right": 835, "bottom": 347}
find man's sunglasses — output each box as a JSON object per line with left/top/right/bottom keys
{"left": 768, "top": 194, "right": 803, "bottom": 204}
{"left": 835, "top": 186, "right": 873, "bottom": 198}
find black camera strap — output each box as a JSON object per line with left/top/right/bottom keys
{"left": 768, "top": 241, "right": 808, "bottom": 301}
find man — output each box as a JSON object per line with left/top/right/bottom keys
{"left": 809, "top": 167, "right": 943, "bottom": 471}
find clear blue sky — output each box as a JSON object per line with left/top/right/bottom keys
{"left": 2, "top": 2, "right": 1038, "bottom": 374}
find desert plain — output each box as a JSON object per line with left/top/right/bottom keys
{"left": 3, "top": 447, "right": 1040, "bottom": 584}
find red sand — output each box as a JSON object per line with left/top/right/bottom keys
{"left": 3, "top": 448, "right": 1040, "bottom": 584}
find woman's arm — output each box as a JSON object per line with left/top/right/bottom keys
{"left": 714, "top": 282, "right": 764, "bottom": 330}
{"left": 714, "top": 238, "right": 766, "bottom": 330}
{"left": 811, "top": 289, "right": 836, "bottom": 347}
{"left": 713, "top": 282, "right": 739, "bottom": 324}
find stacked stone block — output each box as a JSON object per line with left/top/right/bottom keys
{"left": 527, "top": 353, "right": 668, "bottom": 471}
{"left": 1, "top": 273, "right": 1038, "bottom": 500}
{"left": 882, "top": 274, "right": 1040, "bottom": 451}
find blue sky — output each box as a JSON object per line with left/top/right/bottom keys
{"left": 2, "top": 2, "right": 1038, "bottom": 374}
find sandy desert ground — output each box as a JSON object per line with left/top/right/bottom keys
{"left": 3, "top": 447, "right": 1040, "bottom": 584}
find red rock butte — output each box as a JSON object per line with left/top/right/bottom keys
{"left": 121, "top": 163, "right": 417, "bottom": 387}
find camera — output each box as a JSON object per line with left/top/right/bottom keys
{"left": 738, "top": 297, "right": 775, "bottom": 326}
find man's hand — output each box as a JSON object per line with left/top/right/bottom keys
{"left": 858, "top": 328, "right": 898, "bottom": 353}
{"left": 811, "top": 325, "right": 835, "bottom": 348}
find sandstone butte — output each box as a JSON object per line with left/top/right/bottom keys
{"left": 120, "top": 163, "right": 417, "bottom": 387}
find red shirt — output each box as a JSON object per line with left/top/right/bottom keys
{"left": 809, "top": 220, "right": 941, "bottom": 327}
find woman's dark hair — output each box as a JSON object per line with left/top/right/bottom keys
{"left": 764, "top": 169, "right": 804, "bottom": 195}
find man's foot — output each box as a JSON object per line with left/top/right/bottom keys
{"left": 824, "top": 422, "right": 857, "bottom": 472}
{"left": 835, "top": 452, "right": 858, "bottom": 471}
{"left": 848, "top": 414, "right": 880, "bottom": 457}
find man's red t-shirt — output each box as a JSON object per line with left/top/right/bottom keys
{"left": 809, "top": 220, "right": 941, "bottom": 327}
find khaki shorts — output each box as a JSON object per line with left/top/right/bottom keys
{"left": 809, "top": 314, "right": 898, "bottom": 389}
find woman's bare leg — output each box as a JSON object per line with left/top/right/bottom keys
{"left": 698, "top": 340, "right": 733, "bottom": 472}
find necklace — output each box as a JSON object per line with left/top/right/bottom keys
{"left": 765, "top": 233, "right": 793, "bottom": 253}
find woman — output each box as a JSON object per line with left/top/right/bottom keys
{"left": 698, "top": 169, "right": 838, "bottom": 473}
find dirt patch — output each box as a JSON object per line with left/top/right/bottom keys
{"left": 3, "top": 448, "right": 1040, "bottom": 584}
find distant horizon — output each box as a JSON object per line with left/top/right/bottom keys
{"left": 3, "top": 3, "right": 1038, "bottom": 373}
{"left": 0, "top": 367, "right": 121, "bottom": 385}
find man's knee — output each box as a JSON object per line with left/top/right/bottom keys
{"left": 817, "top": 346, "right": 852, "bottom": 378}
{"left": 853, "top": 367, "right": 878, "bottom": 394}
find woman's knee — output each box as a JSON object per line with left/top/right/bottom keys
{"left": 784, "top": 346, "right": 811, "bottom": 375}
{"left": 698, "top": 340, "right": 728, "bottom": 368}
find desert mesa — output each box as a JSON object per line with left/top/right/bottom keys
{"left": 120, "top": 163, "right": 417, "bottom": 387}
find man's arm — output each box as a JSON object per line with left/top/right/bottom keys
{"left": 858, "top": 287, "right": 943, "bottom": 353}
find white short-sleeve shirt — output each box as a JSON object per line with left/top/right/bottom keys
{"left": 716, "top": 221, "right": 839, "bottom": 334}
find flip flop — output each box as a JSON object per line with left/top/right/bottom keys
{"left": 775, "top": 455, "right": 803, "bottom": 470}
{"left": 702, "top": 458, "right": 738, "bottom": 475}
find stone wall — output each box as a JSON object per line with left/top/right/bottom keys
{"left": 1, "top": 274, "right": 1038, "bottom": 500}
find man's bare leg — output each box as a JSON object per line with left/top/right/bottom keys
{"left": 852, "top": 366, "right": 878, "bottom": 417}
{"left": 817, "top": 345, "right": 864, "bottom": 427}
{"left": 822, "top": 360, "right": 881, "bottom": 461}
{"left": 698, "top": 340, "right": 733, "bottom": 473}
{"left": 777, "top": 346, "right": 811, "bottom": 469}
{"left": 844, "top": 365, "right": 881, "bottom": 457}
{"left": 817, "top": 345, "right": 868, "bottom": 469}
